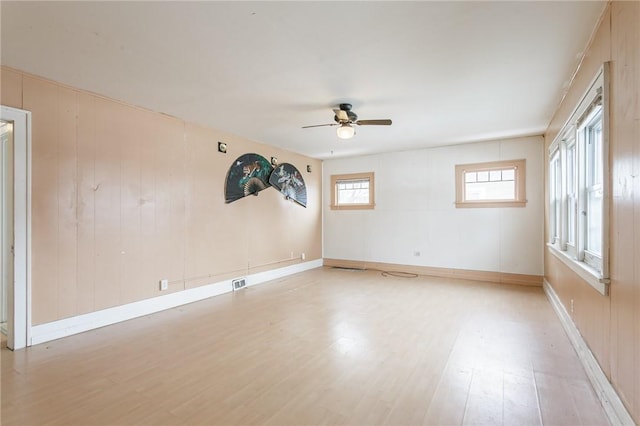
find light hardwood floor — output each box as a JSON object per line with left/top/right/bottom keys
{"left": 1, "top": 267, "right": 609, "bottom": 425}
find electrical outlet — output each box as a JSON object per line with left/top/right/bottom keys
{"left": 301, "top": 252, "right": 305, "bottom": 260}
{"left": 159, "top": 279, "right": 168, "bottom": 291}
{"left": 570, "top": 299, "right": 574, "bottom": 314}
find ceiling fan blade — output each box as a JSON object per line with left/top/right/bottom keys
{"left": 355, "top": 119, "right": 392, "bottom": 126}
{"left": 301, "top": 123, "right": 338, "bottom": 129}
{"left": 333, "top": 109, "right": 349, "bottom": 122}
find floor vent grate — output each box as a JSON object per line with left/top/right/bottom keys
{"left": 232, "top": 278, "right": 247, "bottom": 291}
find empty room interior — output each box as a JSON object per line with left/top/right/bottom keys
{"left": 1, "top": 1, "right": 639, "bottom": 425}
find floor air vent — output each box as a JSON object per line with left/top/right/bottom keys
{"left": 232, "top": 278, "right": 247, "bottom": 291}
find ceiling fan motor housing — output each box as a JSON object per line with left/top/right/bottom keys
{"left": 334, "top": 104, "right": 358, "bottom": 123}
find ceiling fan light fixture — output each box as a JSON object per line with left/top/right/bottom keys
{"left": 336, "top": 123, "right": 355, "bottom": 139}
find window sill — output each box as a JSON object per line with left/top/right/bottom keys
{"left": 330, "top": 204, "right": 375, "bottom": 211}
{"left": 455, "top": 200, "right": 527, "bottom": 208}
{"left": 547, "top": 244, "right": 608, "bottom": 296}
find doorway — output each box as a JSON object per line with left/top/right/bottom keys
{"left": 1, "top": 106, "right": 30, "bottom": 350}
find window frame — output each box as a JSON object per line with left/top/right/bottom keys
{"left": 563, "top": 135, "right": 577, "bottom": 257}
{"left": 547, "top": 63, "right": 610, "bottom": 296}
{"left": 580, "top": 106, "right": 604, "bottom": 271}
{"left": 455, "top": 159, "right": 527, "bottom": 208}
{"left": 330, "top": 172, "right": 375, "bottom": 210}
{"left": 549, "top": 150, "right": 561, "bottom": 247}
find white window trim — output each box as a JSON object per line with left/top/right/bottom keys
{"left": 547, "top": 63, "right": 610, "bottom": 296}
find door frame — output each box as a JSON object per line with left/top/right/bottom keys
{"left": 1, "top": 106, "right": 31, "bottom": 350}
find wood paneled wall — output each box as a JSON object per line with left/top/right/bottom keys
{"left": 1, "top": 67, "right": 322, "bottom": 326}
{"left": 544, "top": 2, "right": 640, "bottom": 422}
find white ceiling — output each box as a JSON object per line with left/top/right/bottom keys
{"left": 1, "top": 1, "right": 605, "bottom": 159}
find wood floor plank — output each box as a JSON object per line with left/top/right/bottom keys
{"left": 503, "top": 372, "right": 542, "bottom": 425}
{"left": 423, "top": 364, "right": 474, "bottom": 425}
{"left": 462, "top": 369, "right": 504, "bottom": 425}
{"left": 1, "top": 268, "right": 610, "bottom": 425}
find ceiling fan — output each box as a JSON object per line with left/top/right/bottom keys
{"left": 302, "top": 103, "right": 392, "bottom": 139}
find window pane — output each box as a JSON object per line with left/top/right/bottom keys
{"left": 502, "top": 169, "right": 515, "bottom": 181}
{"left": 336, "top": 178, "right": 371, "bottom": 205}
{"left": 585, "top": 111, "right": 603, "bottom": 187}
{"left": 567, "top": 145, "right": 575, "bottom": 194}
{"left": 477, "top": 171, "right": 489, "bottom": 182}
{"left": 567, "top": 195, "right": 576, "bottom": 245}
{"left": 592, "top": 122, "right": 602, "bottom": 185}
{"left": 549, "top": 154, "right": 560, "bottom": 242}
{"left": 566, "top": 144, "right": 576, "bottom": 246}
{"left": 489, "top": 170, "right": 502, "bottom": 181}
{"left": 583, "top": 108, "right": 603, "bottom": 256}
{"left": 465, "top": 181, "right": 515, "bottom": 200}
{"left": 465, "top": 172, "right": 476, "bottom": 183}
{"left": 586, "top": 187, "right": 602, "bottom": 255}
{"left": 337, "top": 187, "right": 369, "bottom": 204}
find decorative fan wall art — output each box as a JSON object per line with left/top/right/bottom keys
{"left": 269, "top": 163, "right": 307, "bottom": 208}
{"left": 224, "top": 153, "right": 273, "bottom": 204}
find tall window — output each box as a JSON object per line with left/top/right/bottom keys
{"left": 582, "top": 106, "right": 603, "bottom": 269}
{"left": 549, "top": 152, "right": 561, "bottom": 244}
{"left": 547, "top": 64, "right": 609, "bottom": 295}
{"left": 330, "top": 172, "right": 375, "bottom": 210}
{"left": 565, "top": 138, "right": 577, "bottom": 255}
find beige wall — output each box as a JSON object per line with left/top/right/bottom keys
{"left": 544, "top": 2, "right": 640, "bottom": 422}
{"left": 1, "top": 66, "right": 322, "bottom": 326}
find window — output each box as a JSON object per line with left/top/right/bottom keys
{"left": 547, "top": 64, "right": 609, "bottom": 295}
{"left": 582, "top": 106, "right": 604, "bottom": 270}
{"left": 455, "top": 159, "right": 526, "bottom": 208}
{"left": 549, "top": 151, "right": 561, "bottom": 244}
{"left": 330, "top": 172, "right": 375, "bottom": 210}
{"left": 564, "top": 138, "right": 577, "bottom": 255}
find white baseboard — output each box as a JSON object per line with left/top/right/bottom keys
{"left": 543, "top": 280, "right": 635, "bottom": 426}
{"left": 247, "top": 259, "right": 322, "bottom": 287}
{"left": 30, "top": 259, "right": 323, "bottom": 346}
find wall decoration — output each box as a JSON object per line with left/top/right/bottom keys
{"left": 224, "top": 153, "right": 273, "bottom": 204}
{"left": 269, "top": 163, "right": 307, "bottom": 208}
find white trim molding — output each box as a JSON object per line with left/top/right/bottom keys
{"left": 543, "top": 280, "right": 635, "bottom": 426}
{"left": 30, "top": 259, "right": 322, "bottom": 346}
{"left": 1, "top": 106, "right": 32, "bottom": 350}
